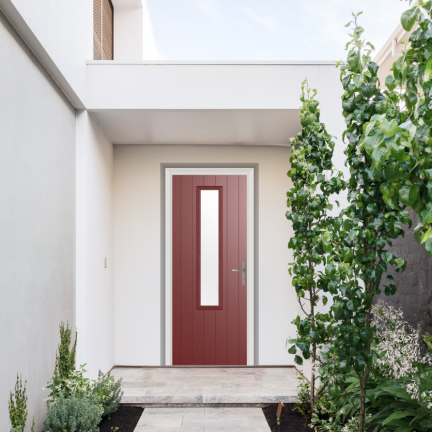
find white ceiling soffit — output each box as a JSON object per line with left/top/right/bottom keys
{"left": 90, "top": 109, "right": 300, "bottom": 146}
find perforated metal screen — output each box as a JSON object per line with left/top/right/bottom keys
{"left": 93, "top": 0, "right": 114, "bottom": 60}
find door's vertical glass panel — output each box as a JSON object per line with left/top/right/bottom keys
{"left": 200, "top": 190, "right": 219, "bottom": 306}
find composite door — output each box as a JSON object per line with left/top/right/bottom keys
{"left": 172, "top": 175, "right": 247, "bottom": 365}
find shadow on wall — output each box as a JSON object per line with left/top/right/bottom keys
{"left": 377, "top": 209, "right": 432, "bottom": 334}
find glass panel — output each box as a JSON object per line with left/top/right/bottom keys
{"left": 200, "top": 190, "right": 219, "bottom": 306}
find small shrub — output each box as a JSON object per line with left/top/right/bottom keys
{"left": 43, "top": 393, "right": 102, "bottom": 432}
{"left": 9, "top": 374, "right": 31, "bottom": 432}
{"left": 47, "top": 364, "right": 91, "bottom": 401}
{"left": 341, "top": 417, "right": 359, "bottom": 432}
{"left": 310, "top": 392, "right": 344, "bottom": 432}
{"left": 372, "top": 300, "right": 432, "bottom": 401}
{"left": 48, "top": 323, "right": 77, "bottom": 400}
{"left": 91, "top": 370, "right": 123, "bottom": 417}
{"left": 294, "top": 378, "right": 311, "bottom": 416}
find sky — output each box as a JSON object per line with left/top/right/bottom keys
{"left": 147, "top": 0, "right": 409, "bottom": 61}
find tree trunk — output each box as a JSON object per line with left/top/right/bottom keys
{"left": 358, "top": 383, "right": 366, "bottom": 432}
{"left": 309, "top": 280, "right": 315, "bottom": 413}
{"left": 310, "top": 355, "right": 315, "bottom": 412}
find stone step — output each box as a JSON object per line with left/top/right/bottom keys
{"left": 111, "top": 366, "right": 299, "bottom": 406}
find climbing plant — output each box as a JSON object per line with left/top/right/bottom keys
{"left": 376, "top": 0, "right": 432, "bottom": 255}
{"left": 286, "top": 80, "right": 345, "bottom": 412}
{"left": 318, "top": 12, "right": 412, "bottom": 432}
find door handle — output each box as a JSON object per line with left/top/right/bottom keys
{"left": 232, "top": 261, "right": 246, "bottom": 285}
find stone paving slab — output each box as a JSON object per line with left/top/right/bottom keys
{"left": 134, "top": 407, "right": 270, "bottom": 431}
{"left": 113, "top": 367, "right": 299, "bottom": 405}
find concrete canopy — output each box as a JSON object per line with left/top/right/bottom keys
{"left": 86, "top": 61, "right": 338, "bottom": 146}
{"left": 90, "top": 109, "right": 300, "bottom": 145}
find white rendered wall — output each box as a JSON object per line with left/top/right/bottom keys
{"left": 86, "top": 63, "right": 334, "bottom": 110}
{"left": 114, "top": 6, "right": 144, "bottom": 61}
{"left": 113, "top": 1, "right": 158, "bottom": 61}
{"left": 113, "top": 144, "right": 296, "bottom": 365}
{"left": 0, "top": 12, "right": 76, "bottom": 430}
{"left": 1, "top": 0, "right": 92, "bottom": 104}
{"left": 76, "top": 111, "right": 114, "bottom": 378}
{"left": 142, "top": 0, "right": 158, "bottom": 60}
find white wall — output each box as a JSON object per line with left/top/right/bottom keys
{"left": 76, "top": 111, "right": 114, "bottom": 378}
{"left": 1, "top": 0, "right": 92, "bottom": 104}
{"left": 113, "top": 1, "right": 158, "bottom": 61}
{"left": 86, "top": 63, "right": 334, "bottom": 110}
{"left": 114, "top": 6, "right": 145, "bottom": 61}
{"left": 0, "top": 11, "right": 76, "bottom": 430}
{"left": 113, "top": 144, "right": 296, "bottom": 365}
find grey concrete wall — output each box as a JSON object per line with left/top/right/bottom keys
{"left": 377, "top": 209, "right": 432, "bottom": 334}
{"left": 0, "top": 10, "right": 76, "bottom": 432}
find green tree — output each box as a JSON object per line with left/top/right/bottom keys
{"left": 321, "top": 13, "right": 410, "bottom": 432}
{"left": 286, "top": 80, "right": 345, "bottom": 411}
{"left": 378, "top": 0, "right": 432, "bottom": 255}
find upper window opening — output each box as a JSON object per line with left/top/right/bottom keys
{"left": 93, "top": 0, "right": 114, "bottom": 60}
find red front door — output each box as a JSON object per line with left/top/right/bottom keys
{"left": 172, "top": 175, "right": 247, "bottom": 365}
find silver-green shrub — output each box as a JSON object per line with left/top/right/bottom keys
{"left": 43, "top": 394, "right": 102, "bottom": 432}
{"left": 91, "top": 370, "right": 123, "bottom": 418}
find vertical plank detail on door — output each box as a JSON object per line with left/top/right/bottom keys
{"left": 215, "top": 175, "right": 228, "bottom": 365}
{"left": 172, "top": 176, "right": 182, "bottom": 366}
{"left": 238, "top": 175, "right": 248, "bottom": 364}
{"left": 180, "top": 176, "right": 193, "bottom": 365}
{"left": 227, "top": 176, "right": 240, "bottom": 365}
{"left": 192, "top": 176, "right": 204, "bottom": 365}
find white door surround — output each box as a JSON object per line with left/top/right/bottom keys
{"left": 165, "top": 168, "right": 255, "bottom": 365}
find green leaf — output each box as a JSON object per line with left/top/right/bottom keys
{"left": 384, "top": 161, "right": 402, "bottom": 182}
{"left": 401, "top": 7, "right": 418, "bottom": 31}
{"left": 394, "top": 426, "right": 414, "bottom": 432}
{"left": 341, "top": 247, "right": 353, "bottom": 263}
{"left": 288, "top": 345, "right": 297, "bottom": 355}
{"left": 309, "top": 331, "right": 319, "bottom": 342}
{"left": 322, "top": 296, "right": 328, "bottom": 306}
{"left": 372, "top": 146, "right": 389, "bottom": 170}
{"left": 395, "top": 258, "right": 406, "bottom": 269}
{"left": 349, "top": 333, "right": 360, "bottom": 345}
{"left": 347, "top": 299, "right": 358, "bottom": 311}
{"left": 325, "top": 264, "right": 336, "bottom": 279}
{"left": 399, "top": 185, "right": 419, "bottom": 206}
{"left": 323, "top": 242, "right": 333, "bottom": 253}
{"left": 347, "top": 49, "right": 361, "bottom": 73}
{"left": 398, "top": 210, "right": 411, "bottom": 225}
{"left": 425, "top": 237, "right": 432, "bottom": 253}
{"left": 421, "top": 228, "right": 432, "bottom": 244}
{"left": 421, "top": 203, "right": 432, "bottom": 223}
{"left": 385, "top": 75, "right": 396, "bottom": 91}
{"left": 425, "top": 58, "right": 432, "bottom": 82}
{"left": 389, "top": 141, "right": 407, "bottom": 161}
{"left": 382, "top": 251, "right": 394, "bottom": 263}
{"left": 364, "top": 132, "right": 385, "bottom": 155}
{"left": 379, "top": 383, "right": 411, "bottom": 401}
{"left": 299, "top": 320, "right": 312, "bottom": 336}
{"left": 294, "top": 355, "right": 303, "bottom": 365}
{"left": 383, "top": 410, "right": 418, "bottom": 426}
{"left": 381, "top": 119, "right": 399, "bottom": 137}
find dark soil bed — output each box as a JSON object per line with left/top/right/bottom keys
{"left": 98, "top": 405, "right": 144, "bottom": 432}
{"left": 262, "top": 404, "right": 313, "bottom": 432}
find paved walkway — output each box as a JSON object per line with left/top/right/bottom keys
{"left": 112, "top": 366, "right": 299, "bottom": 405}
{"left": 134, "top": 407, "right": 270, "bottom": 431}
